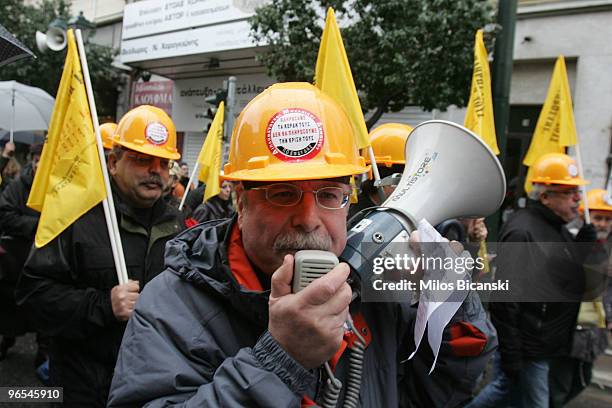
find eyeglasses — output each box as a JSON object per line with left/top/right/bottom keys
{"left": 126, "top": 153, "right": 169, "bottom": 169}
{"left": 250, "top": 183, "right": 350, "bottom": 210}
{"left": 545, "top": 189, "right": 580, "bottom": 197}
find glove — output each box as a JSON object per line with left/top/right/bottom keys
{"left": 575, "top": 223, "right": 597, "bottom": 243}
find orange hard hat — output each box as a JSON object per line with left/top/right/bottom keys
{"left": 366, "top": 123, "right": 413, "bottom": 166}
{"left": 531, "top": 153, "right": 588, "bottom": 186}
{"left": 580, "top": 188, "right": 612, "bottom": 212}
{"left": 222, "top": 82, "right": 368, "bottom": 182}
{"left": 113, "top": 105, "right": 180, "bottom": 160}
{"left": 100, "top": 122, "right": 117, "bottom": 150}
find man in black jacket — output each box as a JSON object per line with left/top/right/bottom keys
{"left": 468, "top": 153, "right": 597, "bottom": 408}
{"left": 0, "top": 143, "right": 42, "bottom": 361}
{"left": 16, "top": 106, "right": 185, "bottom": 407}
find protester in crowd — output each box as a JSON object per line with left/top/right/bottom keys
{"left": 108, "top": 83, "right": 496, "bottom": 407}
{"left": 167, "top": 160, "right": 185, "bottom": 200}
{"left": 179, "top": 161, "right": 190, "bottom": 189}
{"left": 548, "top": 188, "right": 612, "bottom": 407}
{"left": 348, "top": 123, "right": 411, "bottom": 221}
{"left": 192, "top": 180, "right": 235, "bottom": 223}
{"left": 16, "top": 106, "right": 185, "bottom": 407}
{"left": 0, "top": 143, "right": 43, "bottom": 363}
{"left": 0, "top": 141, "right": 18, "bottom": 191}
{"left": 0, "top": 157, "right": 21, "bottom": 192}
{"left": 437, "top": 218, "right": 489, "bottom": 280}
{"left": 469, "top": 153, "right": 598, "bottom": 408}
{"left": 182, "top": 182, "right": 205, "bottom": 214}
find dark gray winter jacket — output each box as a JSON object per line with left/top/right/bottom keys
{"left": 108, "top": 218, "right": 496, "bottom": 407}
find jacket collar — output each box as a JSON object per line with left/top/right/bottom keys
{"left": 165, "top": 217, "right": 270, "bottom": 330}
{"left": 527, "top": 199, "right": 567, "bottom": 229}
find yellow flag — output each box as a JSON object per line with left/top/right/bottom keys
{"left": 523, "top": 55, "right": 577, "bottom": 192}
{"left": 197, "top": 102, "right": 224, "bottom": 202}
{"left": 27, "top": 30, "right": 106, "bottom": 248}
{"left": 464, "top": 29, "right": 499, "bottom": 155}
{"left": 315, "top": 8, "right": 369, "bottom": 149}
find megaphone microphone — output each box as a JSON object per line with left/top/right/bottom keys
{"left": 340, "top": 120, "right": 506, "bottom": 295}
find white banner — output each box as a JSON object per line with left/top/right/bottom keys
{"left": 122, "top": 0, "right": 268, "bottom": 40}
{"left": 172, "top": 73, "right": 275, "bottom": 132}
{"left": 121, "top": 19, "right": 255, "bottom": 63}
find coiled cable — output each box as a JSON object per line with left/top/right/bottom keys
{"left": 343, "top": 318, "right": 366, "bottom": 408}
{"left": 321, "top": 362, "right": 342, "bottom": 408}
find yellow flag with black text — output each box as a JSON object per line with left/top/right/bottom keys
{"left": 523, "top": 56, "right": 577, "bottom": 192}
{"left": 464, "top": 29, "right": 499, "bottom": 155}
{"left": 27, "top": 29, "right": 106, "bottom": 247}
{"left": 315, "top": 7, "right": 369, "bottom": 149}
{"left": 197, "top": 102, "right": 224, "bottom": 202}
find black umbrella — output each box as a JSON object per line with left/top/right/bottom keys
{"left": 0, "top": 23, "right": 35, "bottom": 67}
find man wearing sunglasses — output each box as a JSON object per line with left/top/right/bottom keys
{"left": 471, "top": 153, "right": 598, "bottom": 408}
{"left": 109, "top": 83, "right": 494, "bottom": 407}
{"left": 16, "top": 105, "right": 185, "bottom": 407}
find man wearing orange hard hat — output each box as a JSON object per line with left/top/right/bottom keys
{"left": 349, "top": 122, "right": 412, "bottom": 219}
{"left": 17, "top": 105, "right": 185, "bottom": 407}
{"left": 109, "top": 83, "right": 495, "bottom": 407}
{"left": 100, "top": 122, "right": 117, "bottom": 151}
{"left": 475, "top": 153, "right": 598, "bottom": 408}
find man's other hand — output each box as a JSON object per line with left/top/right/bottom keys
{"left": 111, "top": 280, "right": 140, "bottom": 321}
{"left": 268, "top": 254, "right": 352, "bottom": 369}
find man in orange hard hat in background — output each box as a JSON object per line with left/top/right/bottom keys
{"left": 100, "top": 122, "right": 117, "bottom": 153}
{"left": 470, "top": 153, "right": 598, "bottom": 408}
{"left": 349, "top": 123, "right": 412, "bottom": 220}
{"left": 16, "top": 105, "right": 185, "bottom": 407}
{"left": 548, "top": 188, "right": 612, "bottom": 407}
{"left": 109, "top": 83, "right": 496, "bottom": 407}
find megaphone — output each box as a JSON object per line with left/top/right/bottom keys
{"left": 35, "top": 19, "right": 67, "bottom": 52}
{"left": 340, "top": 120, "right": 506, "bottom": 292}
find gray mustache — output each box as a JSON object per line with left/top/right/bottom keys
{"left": 140, "top": 176, "right": 163, "bottom": 188}
{"left": 273, "top": 231, "right": 332, "bottom": 252}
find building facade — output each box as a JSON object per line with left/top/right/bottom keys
{"left": 72, "top": 0, "right": 611, "bottom": 190}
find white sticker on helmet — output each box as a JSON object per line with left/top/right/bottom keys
{"left": 266, "top": 108, "right": 324, "bottom": 162}
{"left": 145, "top": 123, "right": 169, "bottom": 145}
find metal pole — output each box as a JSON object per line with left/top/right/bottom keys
{"left": 488, "top": 0, "right": 517, "bottom": 240}
{"left": 224, "top": 76, "right": 237, "bottom": 165}
{"left": 10, "top": 88, "right": 15, "bottom": 144}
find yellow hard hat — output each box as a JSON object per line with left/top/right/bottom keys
{"left": 223, "top": 82, "right": 368, "bottom": 181}
{"left": 580, "top": 189, "right": 612, "bottom": 212}
{"left": 100, "top": 122, "right": 117, "bottom": 150}
{"left": 113, "top": 105, "right": 180, "bottom": 160}
{"left": 366, "top": 123, "right": 413, "bottom": 167}
{"left": 531, "top": 153, "right": 588, "bottom": 186}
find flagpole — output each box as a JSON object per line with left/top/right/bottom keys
{"left": 178, "top": 163, "right": 201, "bottom": 211}
{"left": 75, "top": 29, "right": 129, "bottom": 285}
{"left": 573, "top": 143, "right": 590, "bottom": 224}
{"left": 367, "top": 145, "right": 386, "bottom": 202}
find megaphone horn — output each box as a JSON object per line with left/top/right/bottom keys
{"left": 35, "top": 20, "right": 67, "bottom": 53}
{"left": 45, "top": 26, "right": 67, "bottom": 51}
{"left": 340, "top": 120, "right": 506, "bottom": 292}
{"left": 383, "top": 120, "right": 506, "bottom": 227}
